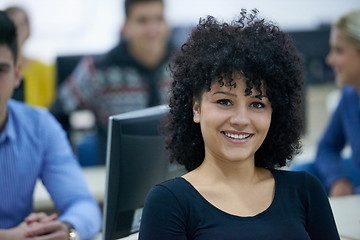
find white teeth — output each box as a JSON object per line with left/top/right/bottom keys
{"left": 224, "top": 132, "right": 250, "bottom": 139}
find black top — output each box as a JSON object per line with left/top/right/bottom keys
{"left": 139, "top": 169, "right": 339, "bottom": 240}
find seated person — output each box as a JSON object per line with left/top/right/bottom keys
{"left": 0, "top": 11, "right": 101, "bottom": 240}
{"left": 139, "top": 9, "right": 339, "bottom": 239}
{"left": 292, "top": 9, "right": 360, "bottom": 197}
{"left": 6, "top": 6, "right": 56, "bottom": 108}
{"left": 51, "top": 0, "right": 175, "bottom": 165}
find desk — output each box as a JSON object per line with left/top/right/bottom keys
{"left": 101, "top": 196, "right": 359, "bottom": 240}
{"left": 94, "top": 233, "right": 139, "bottom": 240}
{"left": 34, "top": 166, "right": 106, "bottom": 210}
{"left": 35, "top": 168, "right": 359, "bottom": 239}
{"left": 111, "top": 197, "right": 359, "bottom": 240}
{"left": 329, "top": 195, "right": 360, "bottom": 240}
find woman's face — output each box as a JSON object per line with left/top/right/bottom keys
{"left": 327, "top": 27, "right": 360, "bottom": 88}
{"left": 192, "top": 76, "right": 272, "bottom": 166}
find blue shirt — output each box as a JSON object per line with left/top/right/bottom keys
{"left": 0, "top": 100, "right": 101, "bottom": 239}
{"left": 139, "top": 170, "right": 339, "bottom": 240}
{"left": 315, "top": 86, "right": 360, "bottom": 187}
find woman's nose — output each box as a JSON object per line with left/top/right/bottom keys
{"left": 229, "top": 105, "right": 250, "bottom": 126}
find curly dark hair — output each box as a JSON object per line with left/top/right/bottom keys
{"left": 165, "top": 9, "right": 304, "bottom": 172}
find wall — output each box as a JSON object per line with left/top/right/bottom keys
{"left": 0, "top": 0, "right": 359, "bottom": 62}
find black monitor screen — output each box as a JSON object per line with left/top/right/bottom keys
{"left": 103, "top": 105, "right": 185, "bottom": 240}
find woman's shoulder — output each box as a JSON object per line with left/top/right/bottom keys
{"left": 273, "top": 169, "right": 328, "bottom": 199}
{"left": 342, "top": 86, "right": 359, "bottom": 101}
{"left": 272, "top": 169, "right": 321, "bottom": 187}
{"left": 158, "top": 177, "right": 195, "bottom": 194}
{"left": 343, "top": 86, "right": 357, "bottom": 94}
{"left": 144, "top": 177, "right": 196, "bottom": 212}
{"left": 147, "top": 177, "right": 191, "bottom": 199}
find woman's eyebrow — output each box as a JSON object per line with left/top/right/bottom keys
{"left": 212, "top": 91, "right": 237, "bottom": 97}
{"left": 212, "top": 91, "right": 268, "bottom": 99}
{"left": 251, "top": 95, "right": 268, "bottom": 99}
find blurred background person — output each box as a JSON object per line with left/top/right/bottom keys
{"left": 51, "top": 0, "right": 176, "bottom": 166}
{"left": 5, "top": 6, "right": 55, "bottom": 108}
{"left": 0, "top": 10, "right": 101, "bottom": 240}
{"left": 292, "top": 9, "right": 360, "bottom": 197}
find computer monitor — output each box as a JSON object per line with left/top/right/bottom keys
{"left": 103, "top": 105, "right": 185, "bottom": 240}
{"left": 55, "top": 53, "right": 104, "bottom": 86}
{"left": 288, "top": 27, "right": 333, "bottom": 85}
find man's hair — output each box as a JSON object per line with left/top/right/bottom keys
{"left": 0, "top": 11, "right": 18, "bottom": 63}
{"left": 124, "top": 0, "right": 163, "bottom": 18}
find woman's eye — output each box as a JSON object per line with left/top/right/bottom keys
{"left": 216, "top": 99, "right": 232, "bottom": 106}
{"left": 250, "top": 102, "right": 265, "bottom": 109}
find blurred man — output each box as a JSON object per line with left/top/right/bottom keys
{"left": 52, "top": 0, "right": 176, "bottom": 165}
{"left": 0, "top": 11, "right": 101, "bottom": 240}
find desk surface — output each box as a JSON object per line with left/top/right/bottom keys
{"left": 35, "top": 169, "right": 360, "bottom": 240}
{"left": 329, "top": 195, "right": 360, "bottom": 240}
{"left": 94, "top": 233, "right": 139, "bottom": 240}
{"left": 109, "top": 197, "right": 360, "bottom": 240}
{"left": 94, "top": 197, "right": 360, "bottom": 240}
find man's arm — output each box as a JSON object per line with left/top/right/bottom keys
{"left": 38, "top": 109, "right": 102, "bottom": 239}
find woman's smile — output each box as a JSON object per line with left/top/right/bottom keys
{"left": 222, "top": 131, "right": 253, "bottom": 142}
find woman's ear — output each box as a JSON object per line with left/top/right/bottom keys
{"left": 193, "top": 100, "right": 201, "bottom": 123}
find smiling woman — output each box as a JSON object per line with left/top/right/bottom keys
{"left": 292, "top": 9, "right": 360, "bottom": 198}
{"left": 138, "top": 9, "right": 340, "bottom": 240}
{"left": 167, "top": 11, "right": 304, "bottom": 172}
{"left": 192, "top": 77, "right": 272, "bottom": 167}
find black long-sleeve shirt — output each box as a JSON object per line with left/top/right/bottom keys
{"left": 139, "top": 169, "right": 339, "bottom": 240}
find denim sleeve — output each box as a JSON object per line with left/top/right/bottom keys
{"left": 315, "top": 92, "right": 347, "bottom": 188}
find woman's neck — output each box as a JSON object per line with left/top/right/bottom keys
{"left": 185, "top": 157, "right": 266, "bottom": 187}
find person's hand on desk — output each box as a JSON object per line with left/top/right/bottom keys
{"left": 0, "top": 212, "right": 70, "bottom": 240}
{"left": 25, "top": 212, "right": 58, "bottom": 225}
{"left": 25, "top": 212, "right": 70, "bottom": 240}
{"left": 330, "top": 178, "right": 354, "bottom": 197}
{"left": 0, "top": 221, "right": 32, "bottom": 240}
